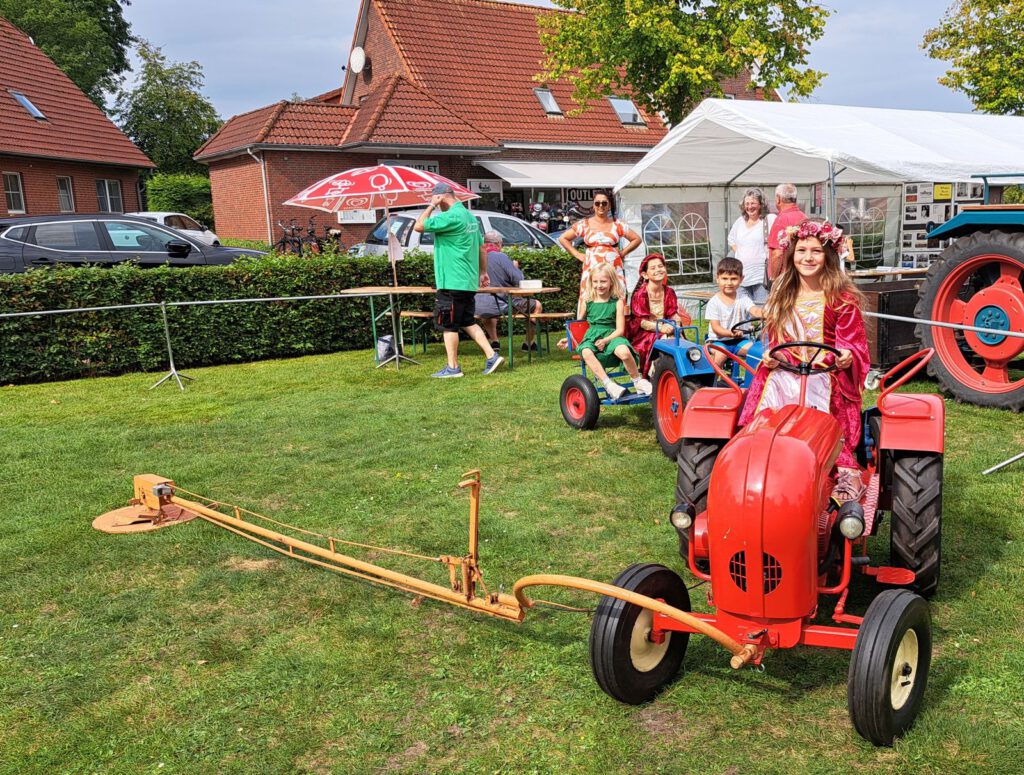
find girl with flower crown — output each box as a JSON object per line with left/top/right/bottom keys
{"left": 737, "top": 218, "right": 871, "bottom": 502}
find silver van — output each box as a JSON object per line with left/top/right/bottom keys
{"left": 358, "top": 209, "right": 559, "bottom": 255}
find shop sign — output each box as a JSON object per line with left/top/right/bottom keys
{"left": 337, "top": 209, "right": 377, "bottom": 224}
{"left": 468, "top": 178, "right": 503, "bottom": 197}
{"left": 379, "top": 159, "right": 440, "bottom": 173}
{"left": 565, "top": 188, "right": 596, "bottom": 203}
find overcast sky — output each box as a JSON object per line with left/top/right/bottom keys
{"left": 122, "top": 0, "right": 972, "bottom": 120}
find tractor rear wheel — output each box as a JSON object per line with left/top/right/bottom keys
{"left": 890, "top": 453, "right": 942, "bottom": 598}
{"left": 560, "top": 375, "right": 601, "bottom": 430}
{"left": 589, "top": 563, "right": 690, "bottom": 705}
{"left": 848, "top": 589, "right": 931, "bottom": 746}
{"left": 675, "top": 440, "right": 721, "bottom": 566}
{"left": 652, "top": 357, "right": 699, "bottom": 459}
{"left": 915, "top": 230, "right": 1024, "bottom": 410}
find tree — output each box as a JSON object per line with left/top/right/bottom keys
{"left": 536, "top": 1, "right": 829, "bottom": 125}
{"left": 0, "top": 0, "right": 133, "bottom": 106}
{"left": 113, "top": 42, "right": 222, "bottom": 175}
{"left": 923, "top": 0, "right": 1024, "bottom": 115}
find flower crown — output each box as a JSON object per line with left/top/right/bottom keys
{"left": 777, "top": 219, "right": 844, "bottom": 251}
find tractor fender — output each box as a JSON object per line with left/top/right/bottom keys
{"left": 680, "top": 386, "right": 743, "bottom": 440}
{"left": 878, "top": 394, "right": 945, "bottom": 454}
{"left": 652, "top": 338, "right": 714, "bottom": 377}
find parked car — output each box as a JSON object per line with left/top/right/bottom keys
{"left": 361, "top": 208, "right": 560, "bottom": 255}
{"left": 0, "top": 214, "right": 264, "bottom": 273}
{"left": 128, "top": 211, "right": 220, "bottom": 246}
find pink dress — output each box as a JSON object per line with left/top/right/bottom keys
{"left": 575, "top": 217, "right": 627, "bottom": 296}
{"left": 738, "top": 292, "right": 870, "bottom": 468}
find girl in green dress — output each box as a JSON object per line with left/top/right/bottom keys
{"left": 563, "top": 262, "right": 651, "bottom": 401}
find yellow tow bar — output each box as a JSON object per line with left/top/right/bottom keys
{"left": 96, "top": 472, "right": 756, "bottom": 669}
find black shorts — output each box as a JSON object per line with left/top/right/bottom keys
{"left": 434, "top": 289, "right": 477, "bottom": 332}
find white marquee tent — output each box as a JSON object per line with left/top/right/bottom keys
{"left": 616, "top": 98, "right": 1024, "bottom": 190}
{"left": 613, "top": 99, "right": 1024, "bottom": 290}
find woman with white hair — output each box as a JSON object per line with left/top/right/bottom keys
{"left": 727, "top": 187, "right": 775, "bottom": 304}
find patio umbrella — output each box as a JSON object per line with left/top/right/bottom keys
{"left": 284, "top": 165, "right": 477, "bottom": 284}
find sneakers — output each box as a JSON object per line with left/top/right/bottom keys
{"left": 634, "top": 377, "right": 653, "bottom": 396}
{"left": 482, "top": 353, "right": 505, "bottom": 375}
{"left": 603, "top": 379, "right": 626, "bottom": 401}
{"left": 431, "top": 365, "right": 464, "bottom": 379}
{"left": 521, "top": 342, "right": 538, "bottom": 352}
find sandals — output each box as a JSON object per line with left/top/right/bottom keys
{"left": 832, "top": 467, "right": 866, "bottom": 503}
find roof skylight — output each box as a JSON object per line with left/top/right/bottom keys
{"left": 534, "top": 87, "right": 562, "bottom": 116}
{"left": 608, "top": 97, "right": 644, "bottom": 125}
{"left": 10, "top": 91, "right": 46, "bottom": 120}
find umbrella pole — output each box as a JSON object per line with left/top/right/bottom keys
{"left": 377, "top": 208, "right": 420, "bottom": 370}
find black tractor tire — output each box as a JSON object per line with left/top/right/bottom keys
{"left": 589, "top": 563, "right": 690, "bottom": 705}
{"left": 890, "top": 453, "right": 943, "bottom": 598}
{"left": 675, "top": 440, "right": 721, "bottom": 566}
{"left": 848, "top": 589, "right": 932, "bottom": 746}
{"left": 915, "top": 230, "right": 1024, "bottom": 411}
{"left": 652, "top": 357, "right": 699, "bottom": 460}
{"left": 560, "top": 374, "right": 601, "bottom": 430}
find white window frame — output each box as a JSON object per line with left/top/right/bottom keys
{"left": 57, "top": 176, "right": 75, "bottom": 213}
{"left": 95, "top": 179, "right": 124, "bottom": 213}
{"left": 10, "top": 90, "right": 46, "bottom": 119}
{"left": 607, "top": 96, "right": 645, "bottom": 125}
{"left": 533, "top": 87, "right": 562, "bottom": 115}
{"left": 642, "top": 210, "right": 713, "bottom": 283}
{"left": 3, "top": 172, "right": 26, "bottom": 214}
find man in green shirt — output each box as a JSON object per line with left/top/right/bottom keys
{"left": 414, "top": 183, "right": 504, "bottom": 377}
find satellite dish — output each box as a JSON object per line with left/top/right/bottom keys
{"left": 349, "top": 47, "right": 366, "bottom": 74}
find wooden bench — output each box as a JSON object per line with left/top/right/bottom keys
{"left": 401, "top": 310, "right": 573, "bottom": 356}
{"left": 398, "top": 310, "right": 434, "bottom": 354}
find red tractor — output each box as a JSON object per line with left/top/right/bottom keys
{"left": 589, "top": 342, "right": 944, "bottom": 746}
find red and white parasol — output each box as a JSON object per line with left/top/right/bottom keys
{"left": 284, "top": 164, "right": 476, "bottom": 212}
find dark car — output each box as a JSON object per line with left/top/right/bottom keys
{"left": 0, "top": 214, "right": 265, "bottom": 273}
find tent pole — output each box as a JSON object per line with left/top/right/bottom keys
{"left": 827, "top": 161, "right": 837, "bottom": 221}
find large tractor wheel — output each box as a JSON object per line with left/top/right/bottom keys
{"left": 589, "top": 563, "right": 690, "bottom": 705}
{"left": 560, "top": 375, "right": 601, "bottom": 430}
{"left": 848, "top": 589, "right": 931, "bottom": 746}
{"left": 890, "top": 453, "right": 942, "bottom": 598}
{"left": 915, "top": 230, "right": 1024, "bottom": 410}
{"left": 652, "top": 357, "right": 699, "bottom": 459}
{"left": 675, "top": 440, "right": 721, "bottom": 565}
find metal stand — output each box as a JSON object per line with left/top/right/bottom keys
{"left": 376, "top": 293, "right": 421, "bottom": 370}
{"left": 150, "top": 301, "right": 194, "bottom": 390}
{"left": 982, "top": 451, "right": 1024, "bottom": 475}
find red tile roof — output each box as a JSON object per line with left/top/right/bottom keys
{"left": 374, "top": 0, "right": 667, "bottom": 147}
{"left": 196, "top": 101, "right": 358, "bottom": 159}
{"left": 0, "top": 16, "right": 152, "bottom": 168}
{"left": 341, "top": 75, "right": 498, "bottom": 148}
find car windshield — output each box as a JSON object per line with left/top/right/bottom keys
{"left": 366, "top": 215, "right": 413, "bottom": 246}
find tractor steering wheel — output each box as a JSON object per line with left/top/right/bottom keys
{"left": 768, "top": 341, "right": 844, "bottom": 376}
{"left": 729, "top": 317, "right": 761, "bottom": 339}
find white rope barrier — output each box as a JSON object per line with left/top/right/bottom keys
{"left": 862, "top": 310, "right": 1024, "bottom": 340}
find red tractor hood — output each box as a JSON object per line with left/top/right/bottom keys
{"left": 707, "top": 405, "right": 843, "bottom": 620}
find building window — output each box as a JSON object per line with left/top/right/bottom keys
{"left": 3, "top": 172, "right": 25, "bottom": 213}
{"left": 534, "top": 87, "right": 562, "bottom": 115}
{"left": 608, "top": 96, "right": 645, "bottom": 125}
{"left": 57, "top": 177, "right": 75, "bottom": 213}
{"left": 9, "top": 90, "right": 46, "bottom": 119}
{"left": 95, "top": 179, "right": 123, "bottom": 213}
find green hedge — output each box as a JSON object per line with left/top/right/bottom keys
{"left": 0, "top": 248, "right": 579, "bottom": 384}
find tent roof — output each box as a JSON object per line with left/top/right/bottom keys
{"left": 617, "top": 99, "right": 1024, "bottom": 189}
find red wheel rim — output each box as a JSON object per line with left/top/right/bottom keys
{"left": 930, "top": 253, "right": 1024, "bottom": 393}
{"left": 565, "top": 386, "right": 587, "bottom": 421}
{"left": 656, "top": 373, "right": 683, "bottom": 443}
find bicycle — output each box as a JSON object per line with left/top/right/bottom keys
{"left": 300, "top": 216, "right": 324, "bottom": 255}
{"left": 273, "top": 219, "right": 303, "bottom": 254}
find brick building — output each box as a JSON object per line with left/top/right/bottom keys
{"left": 195, "top": 0, "right": 774, "bottom": 245}
{"left": 0, "top": 17, "right": 153, "bottom": 217}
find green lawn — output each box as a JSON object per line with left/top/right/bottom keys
{"left": 1, "top": 344, "right": 1022, "bottom": 774}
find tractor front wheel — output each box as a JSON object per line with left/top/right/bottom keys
{"left": 560, "top": 375, "right": 600, "bottom": 430}
{"left": 589, "top": 563, "right": 690, "bottom": 705}
{"left": 915, "top": 230, "right": 1024, "bottom": 410}
{"left": 652, "top": 357, "right": 700, "bottom": 459}
{"left": 848, "top": 589, "right": 931, "bottom": 746}
{"left": 890, "top": 453, "right": 943, "bottom": 598}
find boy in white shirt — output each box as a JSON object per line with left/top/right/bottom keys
{"left": 705, "top": 257, "right": 763, "bottom": 365}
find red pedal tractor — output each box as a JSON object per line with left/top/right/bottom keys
{"left": 589, "top": 342, "right": 944, "bottom": 746}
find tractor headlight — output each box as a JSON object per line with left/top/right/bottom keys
{"left": 687, "top": 347, "right": 703, "bottom": 363}
{"left": 670, "top": 503, "right": 694, "bottom": 530}
{"left": 838, "top": 501, "right": 866, "bottom": 540}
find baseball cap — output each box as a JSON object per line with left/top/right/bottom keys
{"left": 431, "top": 182, "right": 454, "bottom": 195}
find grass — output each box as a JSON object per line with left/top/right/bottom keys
{"left": 1, "top": 342, "right": 1022, "bottom": 774}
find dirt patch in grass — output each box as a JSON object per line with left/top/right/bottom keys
{"left": 222, "top": 556, "right": 280, "bottom": 572}
{"left": 636, "top": 705, "right": 708, "bottom": 742}
{"left": 381, "top": 740, "right": 428, "bottom": 772}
